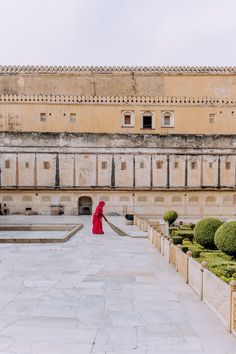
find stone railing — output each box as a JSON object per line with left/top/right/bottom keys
{"left": 1, "top": 65, "right": 236, "bottom": 74}
{"left": 0, "top": 94, "right": 236, "bottom": 106}
{"left": 147, "top": 223, "right": 236, "bottom": 335}
{"left": 134, "top": 215, "right": 166, "bottom": 233}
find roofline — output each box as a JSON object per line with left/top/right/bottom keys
{"left": 0, "top": 65, "right": 236, "bottom": 74}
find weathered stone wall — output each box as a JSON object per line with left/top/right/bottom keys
{"left": 0, "top": 97, "right": 236, "bottom": 134}
{"left": 1, "top": 66, "right": 236, "bottom": 97}
{"left": 0, "top": 132, "right": 236, "bottom": 215}
{"left": 0, "top": 132, "right": 236, "bottom": 191}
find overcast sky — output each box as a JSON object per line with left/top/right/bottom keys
{"left": 0, "top": 0, "right": 235, "bottom": 66}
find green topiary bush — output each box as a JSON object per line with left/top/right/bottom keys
{"left": 194, "top": 218, "right": 223, "bottom": 249}
{"left": 214, "top": 221, "right": 236, "bottom": 256}
{"left": 163, "top": 210, "right": 178, "bottom": 226}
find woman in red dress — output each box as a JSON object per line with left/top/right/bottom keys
{"left": 92, "top": 201, "right": 107, "bottom": 234}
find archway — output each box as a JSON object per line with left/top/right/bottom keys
{"left": 78, "top": 196, "right": 92, "bottom": 215}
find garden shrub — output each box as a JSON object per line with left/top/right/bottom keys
{"left": 175, "top": 230, "right": 194, "bottom": 241}
{"left": 182, "top": 239, "right": 204, "bottom": 258}
{"left": 163, "top": 210, "right": 178, "bottom": 225}
{"left": 180, "top": 225, "right": 192, "bottom": 230}
{"left": 191, "top": 249, "right": 201, "bottom": 258}
{"left": 169, "top": 226, "right": 179, "bottom": 236}
{"left": 194, "top": 218, "right": 223, "bottom": 249}
{"left": 181, "top": 246, "right": 189, "bottom": 253}
{"left": 171, "top": 236, "right": 183, "bottom": 245}
{"left": 197, "top": 250, "right": 236, "bottom": 283}
{"left": 189, "top": 223, "right": 195, "bottom": 230}
{"left": 214, "top": 221, "right": 236, "bottom": 256}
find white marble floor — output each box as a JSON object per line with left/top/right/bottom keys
{"left": 0, "top": 215, "right": 236, "bottom": 354}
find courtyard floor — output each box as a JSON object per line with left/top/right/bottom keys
{"left": 0, "top": 215, "right": 236, "bottom": 354}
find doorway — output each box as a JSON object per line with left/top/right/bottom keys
{"left": 78, "top": 196, "right": 92, "bottom": 215}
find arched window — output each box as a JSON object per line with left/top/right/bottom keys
{"left": 41, "top": 196, "right": 51, "bottom": 203}
{"left": 3, "top": 196, "right": 13, "bottom": 202}
{"left": 22, "top": 196, "right": 32, "bottom": 202}
{"left": 222, "top": 196, "right": 232, "bottom": 205}
{"left": 121, "top": 111, "right": 134, "bottom": 127}
{"left": 154, "top": 196, "right": 164, "bottom": 203}
{"left": 120, "top": 196, "right": 130, "bottom": 202}
{"left": 161, "top": 111, "right": 174, "bottom": 127}
{"left": 206, "top": 196, "right": 215, "bottom": 205}
{"left": 141, "top": 111, "right": 155, "bottom": 129}
{"left": 60, "top": 196, "right": 71, "bottom": 203}
{"left": 172, "top": 196, "right": 182, "bottom": 204}
{"left": 189, "top": 196, "right": 199, "bottom": 204}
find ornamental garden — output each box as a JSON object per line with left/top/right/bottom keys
{"left": 166, "top": 210, "right": 236, "bottom": 284}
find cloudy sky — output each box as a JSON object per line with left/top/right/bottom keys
{"left": 0, "top": 0, "right": 235, "bottom": 66}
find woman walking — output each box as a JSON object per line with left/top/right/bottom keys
{"left": 92, "top": 201, "right": 107, "bottom": 234}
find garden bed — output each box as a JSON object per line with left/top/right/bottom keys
{"left": 169, "top": 222, "right": 236, "bottom": 284}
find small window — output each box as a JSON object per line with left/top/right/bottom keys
{"left": 233, "top": 194, "right": 236, "bottom": 205}
{"left": 141, "top": 112, "right": 154, "bottom": 129}
{"left": 191, "top": 161, "right": 197, "bottom": 170}
{"left": 25, "top": 162, "right": 29, "bottom": 168}
{"left": 99, "top": 196, "right": 110, "bottom": 201}
{"left": 156, "top": 160, "right": 163, "bottom": 169}
{"left": 120, "top": 196, "right": 130, "bottom": 202}
{"left": 101, "top": 161, "right": 107, "bottom": 169}
{"left": 172, "top": 196, "right": 182, "bottom": 203}
{"left": 40, "top": 113, "right": 46, "bottom": 122}
{"left": 137, "top": 196, "right": 147, "bottom": 202}
{"left": 121, "top": 162, "right": 127, "bottom": 170}
{"left": 209, "top": 162, "right": 213, "bottom": 169}
{"left": 70, "top": 113, "right": 76, "bottom": 123}
{"left": 174, "top": 162, "right": 179, "bottom": 169}
{"left": 142, "top": 116, "right": 152, "bottom": 128}
{"left": 3, "top": 196, "right": 13, "bottom": 202}
{"left": 209, "top": 114, "right": 215, "bottom": 124}
{"left": 225, "top": 162, "right": 231, "bottom": 170}
{"left": 164, "top": 115, "right": 171, "bottom": 126}
{"left": 124, "top": 115, "right": 131, "bottom": 125}
{"left": 41, "top": 196, "right": 51, "bottom": 202}
{"left": 206, "top": 196, "right": 215, "bottom": 205}
{"left": 223, "top": 196, "right": 232, "bottom": 205}
{"left": 140, "top": 161, "right": 144, "bottom": 169}
{"left": 121, "top": 111, "right": 134, "bottom": 127}
{"left": 5, "top": 160, "right": 10, "bottom": 169}
{"left": 60, "top": 196, "right": 71, "bottom": 202}
{"left": 155, "top": 196, "right": 164, "bottom": 203}
{"left": 43, "top": 161, "right": 50, "bottom": 170}
{"left": 189, "top": 196, "right": 199, "bottom": 203}
{"left": 22, "top": 196, "right": 32, "bottom": 202}
{"left": 161, "top": 111, "right": 174, "bottom": 127}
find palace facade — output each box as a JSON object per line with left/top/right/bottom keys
{"left": 0, "top": 65, "right": 236, "bottom": 217}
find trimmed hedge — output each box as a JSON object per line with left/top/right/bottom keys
{"left": 175, "top": 230, "right": 194, "bottom": 241}
{"left": 171, "top": 236, "right": 183, "bottom": 245}
{"left": 163, "top": 210, "right": 178, "bottom": 225}
{"left": 194, "top": 218, "right": 223, "bottom": 249}
{"left": 214, "top": 221, "right": 236, "bottom": 256}
{"left": 182, "top": 239, "right": 204, "bottom": 258}
{"left": 197, "top": 251, "right": 236, "bottom": 283}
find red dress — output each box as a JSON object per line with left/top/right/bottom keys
{"left": 92, "top": 201, "right": 105, "bottom": 234}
